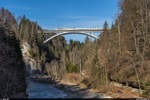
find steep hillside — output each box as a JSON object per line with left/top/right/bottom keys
{"left": 84, "top": 0, "right": 150, "bottom": 97}
{"left": 0, "top": 25, "right": 27, "bottom": 98}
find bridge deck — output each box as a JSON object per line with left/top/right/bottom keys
{"left": 43, "top": 28, "right": 104, "bottom": 33}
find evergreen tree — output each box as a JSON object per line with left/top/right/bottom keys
{"left": 103, "top": 21, "right": 109, "bottom": 30}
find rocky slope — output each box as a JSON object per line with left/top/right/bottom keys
{"left": 21, "top": 42, "right": 42, "bottom": 76}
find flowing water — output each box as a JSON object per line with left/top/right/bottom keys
{"left": 26, "top": 79, "right": 67, "bottom": 98}
{"left": 26, "top": 78, "right": 111, "bottom": 98}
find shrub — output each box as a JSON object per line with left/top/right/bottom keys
{"left": 142, "top": 81, "right": 150, "bottom": 98}
{"left": 66, "top": 62, "right": 79, "bottom": 73}
{"left": 29, "top": 50, "right": 34, "bottom": 57}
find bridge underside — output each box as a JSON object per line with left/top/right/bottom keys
{"left": 43, "top": 32, "right": 99, "bottom": 43}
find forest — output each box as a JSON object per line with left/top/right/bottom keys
{"left": 0, "top": 0, "right": 150, "bottom": 98}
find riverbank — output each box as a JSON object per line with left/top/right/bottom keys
{"left": 54, "top": 80, "right": 111, "bottom": 98}
{"left": 54, "top": 77, "right": 141, "bottom": 98}
{"left": 29, "top": 73, "right": 143, "bottom": 98}
{"left": 61, "top": 73, "right": 142, "bottom": 98}
{"left": 29, "top": 74, "right": 111, "bottom": 98}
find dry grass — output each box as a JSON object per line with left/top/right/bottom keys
{"left": 60, "top": 73, "right": 141, "bottom": 98}
{"left": 62, "top": 73, "right": 83, "bottom": 84}
{"left": 108, "top": 84, "right": 140, "bottom": 98}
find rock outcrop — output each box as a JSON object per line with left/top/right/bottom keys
{"left": 21, "top": 42, "right": 42, "bottom": 76}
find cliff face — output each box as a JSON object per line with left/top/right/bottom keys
{"left": 21, "top": 42, "right": 42, "bottom": 76}
{"left": 0, "top": 25, "right": 27, "bottom": 98}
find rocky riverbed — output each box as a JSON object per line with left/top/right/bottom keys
{"left": 26, "top": 78, "right": 67, "bottom": 98}
{"left": 27, "top": 74, "right": 143, "bottom": 98}
{"left": 26, "top": 76, "right": 111, "bottom": 98}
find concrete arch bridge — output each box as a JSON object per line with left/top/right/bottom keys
{"left": 41, "top": 28, "right": 104, "bottom": 44}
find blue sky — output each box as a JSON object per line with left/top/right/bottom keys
{"left": 0, "top": 0, "right": 119, "bottom": 42}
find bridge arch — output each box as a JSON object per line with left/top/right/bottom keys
{"left": 43, "top": 32, "right": 98, "bottom": 44}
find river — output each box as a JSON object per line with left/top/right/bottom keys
{"left": 26, "top": 78, "right": 111, "bottom": 98}
{"left": 26, "top": 79, "right": 68, "bottom": 98}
